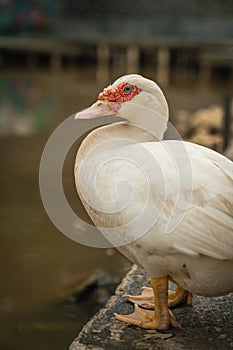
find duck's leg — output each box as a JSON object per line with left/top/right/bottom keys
{"left": 114, "top": 277, "right": 180, "bottom": 330}
{"left": 168, "top": 286, "right": 194, "bottom": 307}
{"left": 124, "top": 284, "right": 193, "bottom": 309}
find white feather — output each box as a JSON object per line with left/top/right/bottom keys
{"left": 75, "top": 74, "right": 233, "bottom": 297}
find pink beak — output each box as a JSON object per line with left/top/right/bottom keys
{"left": 75, "top": 100, "right": 119, "bottom": 120}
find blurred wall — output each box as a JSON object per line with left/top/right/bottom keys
{"left": 0, "top": 0, "right": 232, "bottom": 42}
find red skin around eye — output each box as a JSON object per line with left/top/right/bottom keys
{"left": 98, "top": 82, "right": 141, "bottom": 102}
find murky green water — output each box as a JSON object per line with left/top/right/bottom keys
{"left": 0, "top": 70, "right": 131, "bottom": 350}
{"left": 0, "top": 68, "right": 230, "bottom": 350}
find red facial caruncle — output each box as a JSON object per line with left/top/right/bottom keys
{"left": 98, "top": 82, "right": 141, "bottom": 103}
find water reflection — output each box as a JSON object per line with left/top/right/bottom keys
{"left": 0, "top": 77, "right": 51, "bottom": 136}
{"left": 0, "top": 71, "right": 129, "bottom": 350}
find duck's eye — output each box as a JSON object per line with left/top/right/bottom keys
{"left": 123, "top": 85, "right": 132, "bottom": 94}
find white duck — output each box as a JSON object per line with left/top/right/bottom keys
{"left": 74, "top": 74, "right": 233, "bottom": 330}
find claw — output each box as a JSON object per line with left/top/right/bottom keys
{"left": 114, "top": 305, "right": 154, "bottom": 326}
{"left": 123, "top": 290, "right": 154, "bottom": 309}
{"left": 124, "top": 285, "right": 194, "bottom": 309}
{"left": 115, "top": 277, "right": 182, "bottom": 330}
{"left": 168, "top": 310, "right": 182, "bottom": 329}
{"left": 114, "top": 305, "right": 180, "bottom": 330}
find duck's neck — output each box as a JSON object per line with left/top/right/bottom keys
{"left": 118, "top": 101, "right": 168, "bottom": 141}
{"left": 79, "top": 122, "right": 158, "bottom": 157}
{"left": 126, "top": 115, "right": 167, "bottom": 141}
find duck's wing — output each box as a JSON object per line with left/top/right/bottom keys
{"left": 75, "top": 138, "right": 233, "bottom": 257}
{"left": 153, "top": 141, "right": 233, "bottom": 260}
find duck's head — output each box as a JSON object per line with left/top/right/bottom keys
{"left": 75, "top": 74, "right": 169, "bottom": 139}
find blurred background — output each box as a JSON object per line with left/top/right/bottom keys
{"left": 0, "top": 1, "right": 233, "bottom": 349}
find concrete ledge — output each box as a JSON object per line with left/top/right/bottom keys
{"left": 70, "top": 265, "right": 233, "bottom": 350}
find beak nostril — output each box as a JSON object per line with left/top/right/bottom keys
{"left": 75, "top": 99, "right": 119, "bottom": 119}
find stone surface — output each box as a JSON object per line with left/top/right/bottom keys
{"left": 70, "top": 265, "right": 233, "bottom": 350}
